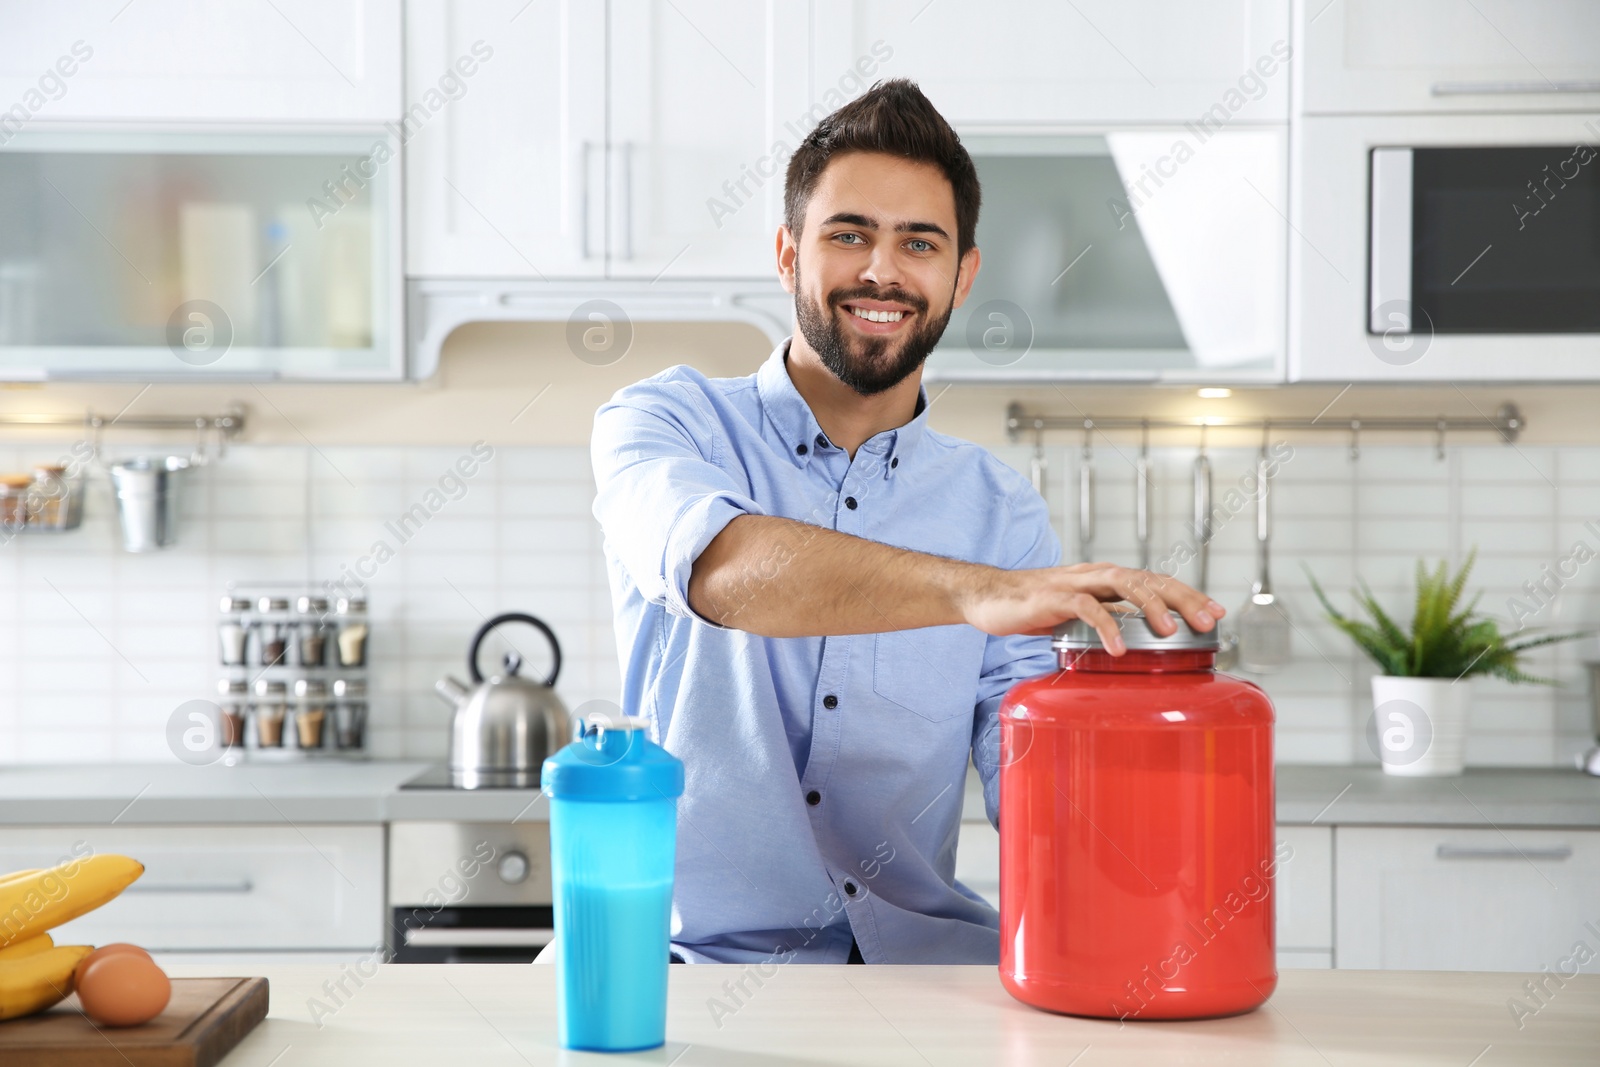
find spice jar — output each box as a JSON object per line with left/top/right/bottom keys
{"left": 296, "top": 596, "right": 329, "bottom": 667}
{"left": 0, "top": 474, "right": 31, "bottom": 529}
{"left": 998, "top": 612, "right": 1277, "bottom": 1021}
{"left": 252, "top": 678, "right": 288, "bottom": 748}
{"left": 218, "top": 596, "right": 251, "bottom": 666}
{"left": 216, "top": 678, "right": 248, "bottom": 748}
{"left": 334, "top": 596, "right": 368, "bottom": 667}
{"left": 257, "top": 597, "right": 290, "bottom": 667}
{"left": 294, "top": 678, "right": 329, "bottom": 749}
{"left": 332, "top": 677, "right": 367, "bottom": 750}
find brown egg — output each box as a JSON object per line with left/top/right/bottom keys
{"left": 77, "top": 952, "right": 171, "bottom": 1027}
{"left": 73, "top": 943, "right": 153, "bottom": 990}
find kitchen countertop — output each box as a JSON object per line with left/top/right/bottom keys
{"left": 168, "top": 962, "right": 1599, "bottom": 1065}
{"left": 1, "top": 762, "right": 1598, "bottom": 828}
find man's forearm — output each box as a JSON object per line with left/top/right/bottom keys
{"left": 688, "top": 515, "right": 997, "bottom": 637}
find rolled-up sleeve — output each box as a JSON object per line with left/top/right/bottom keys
{"left": 971, "top": 480, "right": 1062, "bottom": 828}
{"left": 591, "top": 377, "right": 765, "bottom": 623}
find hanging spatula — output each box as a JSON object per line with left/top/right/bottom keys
{"left": 1236, "top": 443, "right": 1291, "bottom": 672}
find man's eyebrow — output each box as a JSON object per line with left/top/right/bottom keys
{"left": 820, "top": 212, "right": 951, "bottom": 240}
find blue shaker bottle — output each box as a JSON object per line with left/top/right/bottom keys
{"left": 543, "top": 713, "right": 685, "bottom": 1052}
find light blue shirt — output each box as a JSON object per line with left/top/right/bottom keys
{"left": 591, "top": 339, "right": 1060, "bottom": 964}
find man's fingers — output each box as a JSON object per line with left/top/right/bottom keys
{"left": 1067, "top": 593, "right": 1125, "bottom": 654}
{"left": 1117, "top": 568, "right": 1224, "bottom": 633}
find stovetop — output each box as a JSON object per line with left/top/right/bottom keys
{"left": 398, "top": 765, "right": 542, "bottom": 791}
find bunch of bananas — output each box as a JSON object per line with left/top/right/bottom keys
{"left": 0, "top": 855, "right": 145, "bottom": 1021}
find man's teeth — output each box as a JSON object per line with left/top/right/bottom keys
{"left": 849, "top": 306, "right": 905, "bottom": 323}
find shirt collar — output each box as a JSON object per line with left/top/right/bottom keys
{"left": 757, "top": 337, "right": 929, "bottom": 477}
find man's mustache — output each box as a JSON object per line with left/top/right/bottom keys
{"left": 827, "top": 287, "right": 928, "bottom": 315}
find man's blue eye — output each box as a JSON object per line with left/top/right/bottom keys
{"left": 908, "top": 239, "right": 932, "bottom": 252}
{"left": 836, "top": 233, "right": 862, "bottom": 244}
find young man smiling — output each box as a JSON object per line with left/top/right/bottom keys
{"left": 590, "top": 80, "right": 1223, "bottom": 964}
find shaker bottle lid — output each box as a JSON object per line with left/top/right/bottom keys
{"left": 543, "top": 714, "right": 685, "bottom": 801}
{"left": 296, "top": 595, "right": 329, "bottom": 614}
{"left": 1053, "top": 609, "right": 1219, "bottom": 652}
{"left": 220, "top": 596, "right": 251, "bottom": 613}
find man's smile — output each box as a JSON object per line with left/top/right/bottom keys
{"left": 839, "top": 299, "right": 916, "bottom": 335}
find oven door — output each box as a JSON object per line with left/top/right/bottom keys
{"left": 1294, "top": 112, "right": 1600, "bottom": 382}
{"left": 387, "top": 821, "right": 554, "bottom": 964}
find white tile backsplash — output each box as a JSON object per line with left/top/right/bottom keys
{"left": 1, "top": 440, "right": 1598, "bottom": 768}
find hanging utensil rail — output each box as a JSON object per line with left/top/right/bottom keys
{"left": 1006, "top": 402, "right": 1523, "bottom": 444}
{"left": 0, "top": 408, "right": 246, "bottom": 436}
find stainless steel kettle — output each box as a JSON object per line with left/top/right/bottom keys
{"left": 434, "top": 613, "right": 570, "bottom": 788}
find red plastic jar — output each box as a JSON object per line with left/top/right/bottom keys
{"left": 998, "top": 612, "right": 1278, "bottom": 1020}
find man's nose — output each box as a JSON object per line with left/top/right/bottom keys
{"left": 859, "top": 243, "right": 904, "bottom": 290}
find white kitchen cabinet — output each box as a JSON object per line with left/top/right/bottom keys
{"left": 1275, "top": 825, "right": 1334, "bottom": 959}
{"left": 606, "top": 0, "right": 810, "bottom": 279}
{"left": 812, "top": 0, "right": 1291, "bottom": 126}
{"left": 1296, "top": 0, "right": 1600, "bottom": 116}
{"left": 407, "top": 0, "right": 805, "bottom": 281}
{"left": 1335, "top": 826, "right": 1600, "bottom": 972}
{"left": 0, "top": 0, "right": 400, "bottom": 124}
{"left": 403, "top": 0, "right": 605, "bottom": 279}
{"left": 0, "top": 825, "right": 385, "bottom": 951}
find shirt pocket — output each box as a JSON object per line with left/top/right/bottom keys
{"left": 873, "top": 626, "right": 986, "bottom": 723}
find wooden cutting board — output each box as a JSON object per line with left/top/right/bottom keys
{"left": 0, "top": 977, "right": 268, "bottom": 1067}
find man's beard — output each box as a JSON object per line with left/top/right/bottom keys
{"left": 793, "top": 262, "right": 955, "bottom": 397}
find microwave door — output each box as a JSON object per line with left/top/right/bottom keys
{"left": 1370, "top": 145, "right": 1600, "bottom": 337}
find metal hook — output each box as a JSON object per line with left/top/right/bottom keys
{"left": 1435, "top": 419, "right": 1447, "bottom": 462}
{"left": 1349, "top": 419, "right": 1361, "bottom": 462}
{"left": 1029, "top": 424, "right": 1046, "bottom": 498}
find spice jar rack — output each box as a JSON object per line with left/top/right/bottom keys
{"left": 216, "top": 582, "right": 371, "bottom": 760}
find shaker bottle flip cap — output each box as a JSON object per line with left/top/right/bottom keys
{"left": 542, "top": 712, "right": 685, "bottom": 801}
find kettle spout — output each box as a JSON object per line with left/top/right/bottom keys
{"left": 435, "top": 676, "right": 470, "bottom": 709}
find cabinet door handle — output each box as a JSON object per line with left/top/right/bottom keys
{"left": 1436, "top": 845, "right": 1572, "bottom": 861}
{"left": 124, "top": 880, "right": 255, "bottom": 894}
{"left": 620, "top": 141, "right": 634, "bottom": 261}
{"left": 1432, "top": 80, "right": 1600, "bottom": 96}
{"left": 579, "top": 141, "right": 594, "bottom": 260}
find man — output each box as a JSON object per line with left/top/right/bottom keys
{"left": 591, "top": 79, "right": 1223, "bottom": 965}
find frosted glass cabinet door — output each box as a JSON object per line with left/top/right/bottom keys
{"left": 404, "top": 0, "right": 606, "bottom": 279}
{"left": 0, "top": 0, "right": 401, "bottom": 123}
{"left": 0, "top": 130, "right": 402, "bottom": 380}
{"left": 606, "top": 0, "right": 812, "bottom": 280}
{"left": 810, "top": 0, "right": 1291, "bottom": 125}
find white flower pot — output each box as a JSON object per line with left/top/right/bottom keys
{"left": 1369, "top": 676, "right": 1470, "bottom": 776}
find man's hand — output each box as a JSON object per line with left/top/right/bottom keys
{"left": 689, "top": 515, "right": 1222, "bottom": 653}
{"left": 956, "top": 561, "right": 1225, "bottom": 654}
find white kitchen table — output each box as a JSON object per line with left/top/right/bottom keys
{"left": 169, "top": 962, "right": 1600, "bottom": 1065}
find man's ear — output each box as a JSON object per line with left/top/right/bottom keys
{"left": 776, "top": 224, "right": 798, "bottom": 294}
{"left": 950, "top": 245, "right": 982, "bottom": 311}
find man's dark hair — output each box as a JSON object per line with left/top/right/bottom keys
{"left": 784, "top": 78, "right": 981, "bottom": 258}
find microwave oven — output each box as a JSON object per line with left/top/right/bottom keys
{"left": 1293, "top": 112, "right": 1600, "bottom": 382}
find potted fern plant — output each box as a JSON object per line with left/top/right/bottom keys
{"left": 1308, "top": 550, "right": 1589, "bottom": 777}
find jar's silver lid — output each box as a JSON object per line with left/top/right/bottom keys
{"left": 1053, "top": 609, "right": 1219, "bottom": 651}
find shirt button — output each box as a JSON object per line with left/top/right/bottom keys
{"left": 806, "top": 790, "right": 821, "bottom": 806}
{"left": 822, "top": 694, "right": 838, "bottom": 709}
{"left": 796, "top": 443, "right": 808, "bottom": 456}
{"left": 845, "top": 497, "right": 857, "bottom": 510}
{"left": 890, "top": 457, "right": 898, "bottom": 469}
{"left": 844, "top": 881, "right": 858, "bottom": 897}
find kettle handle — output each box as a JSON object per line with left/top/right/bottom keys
{"left": 468, "top": 612, "right": 562, "bottom": 687}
